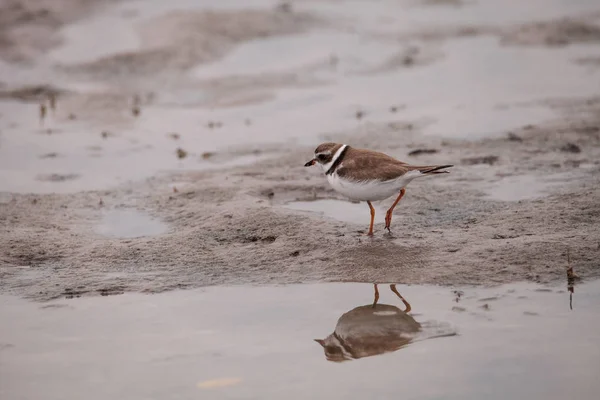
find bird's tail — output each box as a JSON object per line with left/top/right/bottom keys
{"left": 413, "top": 164, "right": 454, "bottom": 175}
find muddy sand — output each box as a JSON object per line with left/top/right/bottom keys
{"left": 1, "top": 0, "right": 600, "bottom": 301}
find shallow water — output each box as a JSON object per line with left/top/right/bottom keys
{"left": 1, "top": 280, "right": 598, "bottom": 400}
{"left": 284, "top": 199, "right": 374, "bottom": 225}
{"left": 0, "top": 99, "right": 271, "bottom": 193}
{"left": 95, "top": 209, "right": 168, "bottom": 238}
{"left": 483, "top": 174, "right": 561, "bottom": 202}
{"left": 2, "top": 0, "right": 600, "bottom": 193}
{"left": 191, "top": 32, "right": 595, "bottom": 139}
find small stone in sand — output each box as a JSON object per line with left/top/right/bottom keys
{"left": 560, "top": 143, "right": 581, "bottom": 153}
{"left": 507, "top": 132, "right": 523, "bottom": 142}
{"left": 36, "top": 173, "right": 79, "bottom": 182}
{"left": 176, "top": 148, "right": 188, "bottom": 159}
{"left": 39, "top": 103, "right": 47, "bottom": 123}
{"left": 39, "top": 152, "right": 59, "bottom": 159}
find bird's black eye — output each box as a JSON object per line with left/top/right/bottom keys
{"left": 317, "top": 154, "right": 327, "bottom": 161}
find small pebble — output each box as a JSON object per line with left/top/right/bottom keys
{"left": 176, "top": 148, "right": 188, "bottom": 159}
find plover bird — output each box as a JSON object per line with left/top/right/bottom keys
{"left": 305, "top": 142, "right": 452, "bottom": 235}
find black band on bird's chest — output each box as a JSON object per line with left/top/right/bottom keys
{"left": 333, "top": 331, "right": 353, "bottom": 354}
{"left": 326, "top": 145, "right": 349, "bottom": 175}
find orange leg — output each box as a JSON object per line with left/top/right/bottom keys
{"left": 367, "top": 201, "right": 375, "bottom": 236}
{"left": 372, "top": 283, "right": 380, "bottom": 308}
{"left": 390, "top": 284, "right": 411, "bottom": 313}
{"left": 385, "top": 188, "right": 406, "bottom": 232}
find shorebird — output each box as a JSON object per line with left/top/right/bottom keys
{"left": 305, "top": 142, "right": 452, "bottom": 235}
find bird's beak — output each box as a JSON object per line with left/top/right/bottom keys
{"left": 304, "top": 159, "right": 316, "bottom": 167}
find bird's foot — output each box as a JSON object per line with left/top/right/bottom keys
{"left": 384, "top": 213, "right": 392, "bottom": 231}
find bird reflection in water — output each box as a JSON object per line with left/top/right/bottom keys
{"left": 315, "top": 284, "right": 422, "bottom": 362}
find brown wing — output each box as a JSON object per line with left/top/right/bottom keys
{"left": 336, "top": 147, "right": 453, "bottom": 181}
{"left": 336, "top": 147, "right": 411, "bottom": 181}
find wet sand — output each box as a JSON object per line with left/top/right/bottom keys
{"left": 1, "top": 0, "right": 600, "bottom": 300}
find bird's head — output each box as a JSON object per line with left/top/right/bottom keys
{"left": 304, "top": 142, "right": 344, "bottom": 172}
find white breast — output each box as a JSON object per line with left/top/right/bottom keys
{"left": 327, "top": 170, "right": 422, "bottom": 201}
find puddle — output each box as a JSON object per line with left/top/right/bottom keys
{"left": 47, "top": 0, "right": 279, "bottom": 66}
{"left": 482, "top": 173, "right": 573, "bottom": 201}
{"left": 189, "top": 32, "right": 598, "bottom": 140}
{"left": 484, "top": 175, "right": 556, "bottom": 201}
{"left": 191, "top": 32, "right": 394, "bottom": 79}
{"left": 0, "top": 99, "right": 271, "bottom": 193}
{"left": 1, "top": 280, "right": 599, "bottom": 399}
{"left": 305, "top": 0, "right": 600, "bottom": 31}
{"left": 284, "top": 199, "right": 376, "bottom": 225}
{"left": 95, "top": 209, "right": 167, "bottom": 238}
{"left": 47, "top": 11, "right": 141, "bottom": 65}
